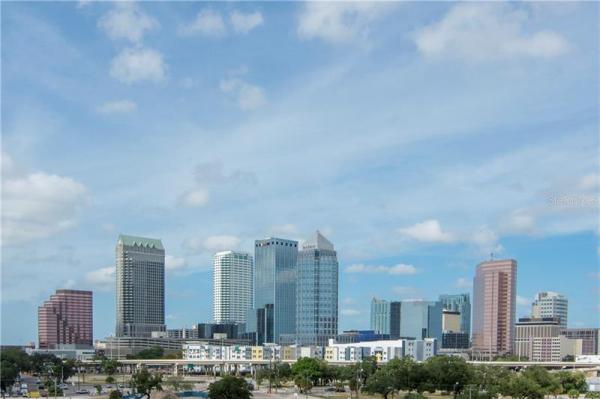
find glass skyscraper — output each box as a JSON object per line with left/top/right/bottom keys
{"left": 400, "top": 300, "right": 443, "bottom": 343}
{"left": 370, "top": 298, "right": 401, "bottom": 338}
{"left": 296, "top": 231, "right": 339, "bottom": 346}
{"left": 254, "top": 237, "right": 298, "bottom": 343}
{"left": 116, "top": 234, "right": 165, "bottom": 337}
{"left": 439, "top": 293, "right": 471, "bottom": 336}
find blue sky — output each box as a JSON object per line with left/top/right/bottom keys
{"left": 1, "top": 1, "right": 599, "bottom": 345}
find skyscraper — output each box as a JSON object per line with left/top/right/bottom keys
{"left": 296, "top": 231, "right": 339, "bottom": 346}
{"left": 399, "top": 300, "right": 443, "bottom": 343}
{"left": 253, "top": 237, "right": 298, "bottom": 343}
{"left": 531, "top": 291, "right": 568, "bottom": 328}
{"left": 370, "top": 298, "right": 401, "bottom": 338}
{"left": 472, "top": 259, "right": 517, "bottom": 356}
{"left": 213, "top": 251, "right": 253, "bottom": 324}
{"left": 38, "top": 289, "right": 93, "bottom": 349}
{"left": 115, "top": 234, "right": 165, "bottom": 337}
{"left": 439, "top": 293, "right": 471, "bottom": 336}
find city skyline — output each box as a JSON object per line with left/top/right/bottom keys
{"left": 1, "top": 1, "right": 599, "bottom": 344}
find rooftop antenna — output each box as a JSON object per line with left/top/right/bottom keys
{"left": 490, "top": 252, "right": 495, "bottom": 261}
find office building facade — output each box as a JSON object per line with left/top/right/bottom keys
{"left": 296, "top": 231, "right": 339, "bottom": 346}
{"left": 560, "top": 328, "right": 600, "bottom": 355}
{"left": 531, "top": 292, "right": 568, "bottom": 328}
{"left": 116, "top": 234, "right": 165, "bottom": 337}
{"left": 38, "top": 289, "right": 93, "bottom": 349}
{"left": 472, "top": 259, "right": 517, "bottom": 356}
{"left": 370, "top": 298, "right": 401, "bottom": 339}
{"left": 515, "top": 317, "right": 581, "bottom": 361}
{"left": 252, "top": 237, "right": 298, "bottom": 344}
{"left": 213, "top": 251, "right": 253, "bottom": 324}
{"left": 439, "top": 293, "right": 471, "bottom": 337}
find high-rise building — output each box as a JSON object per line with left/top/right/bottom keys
{"left": 38, "top": 289, "right": 93, "bottom": 349}
{"left": 252, "top": 237, "right": 298, "bottom": 344}
{"left": 399, "top": 300, "right": 443, "bottom": 343}
{"left": 439, "top": 293, "right": 471, "bottom": 337}
{"left": 116, "top": 234, "right": 165, "bottom": 337}
{"left": 472, "top": 259, "right": 517, "bottom": 356}
{"left": 514, "top": 317, "right": 581, "bottom": 361}
{"left": 560, "top": 328, "right": 600, "bottom": 355}
{"left": 213, "top": 251, "right": 253, "bottom": 324}
{"left": 531, "top": 292, "right": 568, "bottom": 328}
{"left": 296, "top": 231, "right": 339, "bottom": 346}
{"left": 370, "top": 299, "right": 401, "bottom": 338}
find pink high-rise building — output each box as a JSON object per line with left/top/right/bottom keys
{"left": 472, "top": 259, "right": 517, "bottom": 356}
{"left": 38, "top": 289, "right": 93, "bottom": 349}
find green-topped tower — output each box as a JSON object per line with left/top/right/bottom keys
{"left": 116, "top": 234, "right": 166, "bottom": 337}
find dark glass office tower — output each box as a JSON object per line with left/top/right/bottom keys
{"left": 254, "top": 237, "right": 298, "bottom": 343}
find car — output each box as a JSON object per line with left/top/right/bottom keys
{"left": 75, "top": 390, "right": 89, "bottom": 395}
{"left": 325, "top": 387, "right": 336, "bottom": 392}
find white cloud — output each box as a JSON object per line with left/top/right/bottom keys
{"left": 98, "top": 2, "right": 159, "bottom": 43}
{"left": 178, "top": 9, "right": 226, "bottom": 37}
{"left": 398, "top": 219, "right": 455, "bottom": 243}
{"left": 501, "top": 208, "right": 536, "bottom": 234}
{"left": 165, "top": 255, "right": 187, "bottom": 271}
{"left": 2, "top": 154, "right": 90, "bottom": 245}
{"left": 469, "top": 226, "right": 504, "bottom": 255}
{"left": 516, "top": 295, "right": 532, "bottom": 307}
{"left": 345, "top": 263, "right": 418, "bottom": 275}
{"left": 96, "top": 100, "right": 137, "bottom": 114}
{"left": 341, "top": 309, "right": 361, "bottom": 316}
{"left": 414, "top": 3, "right": 570, "bottom": 61}
{"left": 183, "top": 235, "right": 241, "bottom": 254}
{"left": 578, "top": 173, "right": 600, "bottom": 191}
{"left": 110, "top": 47, "right": 166, "bottom": 84}
{"left": 179, "top": 188, "right": 210, "bottom": 207}
{"left": 84, "top": 266, "right": 115, "bottom": 291}
{"left": 455, "top": 277, "right": 472, "bottom": 289}
{"left": 220, "top": 78, "right": 266, "bottom": 111}
{"left": 297, "top": 2, "right": 391, "bottom": 45}
{"left": 230, "top": 11, "right": 264, "bottom": 34}
{"left": 268, "top": 224, "right": 299, "bottom": 237}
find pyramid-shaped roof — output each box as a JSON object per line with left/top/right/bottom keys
{"left": 302, "top": 230, "right": 334, "bottom": 251}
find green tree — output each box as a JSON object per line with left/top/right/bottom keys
{"left": 164, "top": 375, "right": 193, "bottom": 392}
{"left": 207, "top": 375, "right": 252, "bottom": 399}
{"left": 503, "top": 374, "right": 544, "bottom": 399}
{"left": 130, "top": 368, "right": 163, "bottom": 399}
{"left": 425, "top": 356, "right": 473, "bottom": 395}
{"left": 291, "top": 357, "right": 323, "bottom": 385}
{"left": 557, "top": 371, "right": 588, "bottom": 396}
{"left": 585, "top": 392, "right": 600, "bottom": 399}
{"left": 364, "top": 368, "right": 396, "bottom": 399}
{"left": 109, "top": 390, "right": 123, "bottom": 399}
{"left": 471, "top": 364, "right": 511, "bottom": 398}
{"left": 522, "top": 366, "right": 559, "bottom": 395}
{"left": 135, "top": 346, "right": 165, "bottom": 359}
{"left": 94, "top": 385, "right": 103, "bottom": 395}
{"left": 294, "top": 375, "right": 313, "bottom": 394}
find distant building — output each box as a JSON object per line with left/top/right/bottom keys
{"left": 472, "top": 259, "right": 517, "bottom": 356}
{"left": 38, "top": 289, "right": 93, "bottom": 349}
{"left": 336, "top": 330, "right": 391, "bottom": 344}
{"left": 116, "top": 234, "right": 165, "bottom": 337}
{"left": 248, "top": 237, "right": 298, "bottom": 344}
{"left": 532, "top": 292, "right": 568, "bottom": 328}
{"left": 561, "top": 328, "right": 600, "bottom": 355}
{"left": 326, "top": 338, "right": 437, "bottom": 362}
{"left": 370, "top": 299, "right": 401, "bottom": 338}
{"left": 441, "top": 310, "right": 470, "bottom": 349}
{"left": 295, "top": 231, "right": 339, "bottom": 346}
{"left": 213, "top": 251, "right": 253, "bottom": 324}
{"left": 439, "top": 293, "right": 471, "bottom": 337}
{"left": 515, "top": 317, "right": 581, "bottom": 361}
{"left": 26, "top": 344, "right": 96, "bottom": 361}
{"left": 399, "top": 300, "right": 443, "bottom": 343}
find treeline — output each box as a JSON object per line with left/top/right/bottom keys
{"left": 255, "top": 356, "right": 594, "bottom": 399}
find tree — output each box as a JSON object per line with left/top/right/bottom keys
{"left": 130, "top": 368, "right": 163, "bottom": 399}
{"left": 135, "top": 346, "right": 165, "bottom": 359}
{"left": 94, "top": 385, "right": 103, "bottom": 395}
{"left": 109, "top": 390, "right": 123, "bottom": 399}
{"left": 294, "top": 375, "right": 313, "bottom": 394}
{"left": 207, "top": 375, "right": 252, "bottom": 399}
{"left": 471, "top": 364, "right": 511, "bottom": 398}
{"left": 291, "top": 357, "right": 323, "bottom": 385}
{"left": 364, "top": 368, "right": 395, "bottom": 399}
{"left": 425, "top": 356, "right": 473, "bottom": 395}
{"left": 503, "top": 374, "right": 544, "bottom": 399}
{"left": 1, "top": 359, "right": 20, "bottom": 393}
{"left": 557, "top": 371, "right": 588, "bottom": 396}
{"left": 522, "top": 366, "right": 559, "bottom": 396}
{"left": 164, "top": 375, "right": 193, "bottom": 392}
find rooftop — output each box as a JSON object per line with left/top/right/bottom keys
{"left": 118, "top": 234, "right": 164, "bottom": 250}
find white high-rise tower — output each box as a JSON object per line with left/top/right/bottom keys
{"left": 532, "top": 291, "right": 568, "bottom": 327}
{"left": 213, "top": 251, "right": 253, "bottom": 324}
